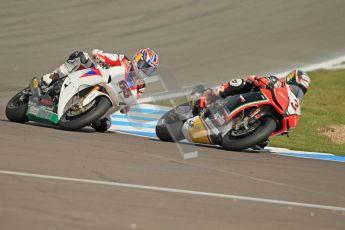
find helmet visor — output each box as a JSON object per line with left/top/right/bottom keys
{"left": 286, "top": 71, "right": 296, "bottom": 84}
{"left": 136, "top": 59, "right": 157, "bottom": 77}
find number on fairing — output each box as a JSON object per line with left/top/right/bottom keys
{"left": 286, "top": 85, "right": 301, "bottom": 115}
{"left": 290, "top": 99, "right": 299, "bottom": 111}
{"left": 118, "top": 80, "right": 132, "bottom": 98}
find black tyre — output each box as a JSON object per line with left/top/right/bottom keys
{"left": 59, "top": 96, "right": 111, "bottom": 131}
{"left": 156, "top": 110, "right": 186, "bottom": 142}
{"left": 221, "top": 116, "right": 277, "bottom": 151}
{"left": 5, "top": 88, "right": 29, "bottom": 123}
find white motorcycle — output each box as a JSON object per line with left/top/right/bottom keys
{"left": 5, "top": 66, "right": 138, "bottom": 131}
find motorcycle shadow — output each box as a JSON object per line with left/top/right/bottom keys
{"left": 0, "top": 119, "right": 95, "bottom": 133}
{"left": 150, "top": 138, "right": 263, "bottom": 154}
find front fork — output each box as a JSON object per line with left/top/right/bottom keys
{"left": 70, "top": 85, "right": 102, "bottom": 113}
{"left": 233, "top": 107, "right": 271, "bottom": 131}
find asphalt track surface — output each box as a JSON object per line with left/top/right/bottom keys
{"left": 1, "top": 0, "right": 345, "bottom": 229}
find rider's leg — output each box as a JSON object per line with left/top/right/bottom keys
{"left": 42, "top": 51, "right": 94, "bottom": 86}
{"left": 219, "top": 79, "right": 253, "bottom": 97}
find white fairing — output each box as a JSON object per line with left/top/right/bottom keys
{"left": 286, "top": 85, "right": 301, "bottom": 115}
{"left": 57, "top": 66, "right": 136, "bottom": 118}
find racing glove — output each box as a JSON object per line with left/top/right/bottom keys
{"left": 246, "top": 75, "right": 271, "bottom": 88}
{"left": 198, "top": 89, "right": 215, "bottom": 109}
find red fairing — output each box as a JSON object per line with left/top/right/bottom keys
{"left": 271, "top": 115, "right": 299, "bottom": 136}
{"left": 231, "top": 85, "right": 297, "bottom": 136}
{"left": 271, "top": 118, "right": 289, "bottom": 136}
{"left": 287, "top": 114, "right": 299, "bottom": 128}
{"left": 219, "top": 84, "right": 299, "bottom": 137}
{"left": 273, "top": 86, "right": 289, "bottom": 111}
{"left": 261, "top": 86, "right": 289, "bottom": 114}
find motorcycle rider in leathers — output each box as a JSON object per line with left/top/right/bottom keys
{"left": 192, "top": 70, "right": 311, "bottom": 149}
{"left": 41, "top": 48, "right": 159, "bottom": 132}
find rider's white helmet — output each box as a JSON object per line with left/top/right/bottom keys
{"left": 285, "top": 70, "right": 311, "bottom": 94}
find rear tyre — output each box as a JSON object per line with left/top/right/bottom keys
{"left": 59, "top": 96, "right": 111, "bottom": 131}
{"left": 221, "top": 116, "right": 276, "bottom": 151}
{"left": 5, "top": 88, "right": 30, "bottom": 123}
{"left": 156, "top": 110, "right": 185, "bottom": 142}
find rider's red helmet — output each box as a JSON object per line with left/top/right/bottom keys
{"left": 285, "top": 70, "right": 311, "bottom": 94}
{"left": 132, "top": 48, "right": 159, "bottom": 78}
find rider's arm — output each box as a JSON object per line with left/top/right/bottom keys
{"left": 246, "top": 75, "right": 282, "bottom": 89}
{"left": 92, "top": 49, "right": 129, "bottom": 68}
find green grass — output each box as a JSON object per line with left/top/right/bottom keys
{"left": 270, "top": 69, "right": 345, "bottom": 155}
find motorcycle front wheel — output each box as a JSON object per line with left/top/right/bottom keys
{"left": 221, "top": 116, "right": 277, "bottom": 151}
{"left": 59, "top": 96, "right": 111, "bottom": 131}
{"left": 5, "top": 87, "right": 30, "bottom": 123}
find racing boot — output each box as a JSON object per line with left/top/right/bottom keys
{"left": 41, "top": 72, "right": 60, "bottom": 93}
{"left": 91, "top": 117, "right": 111, "bottom": 132}
{"left": 251, "top": 139, "right": 270, "bottom": 151}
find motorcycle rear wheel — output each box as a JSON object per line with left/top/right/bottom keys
{"left": 221, "top": 116, "right": 277, "bottom": 151}
{"left": 59, "top": 96, "right": 111, "bottom": 131}
{"left": 5, "top": 88, "right": 30, "bottom": 123}
{"left": 156, "top": 109, "right": 186, "bottom": 142}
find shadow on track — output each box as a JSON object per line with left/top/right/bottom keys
{"left": 0, "top": 118, "right": 95, "bottom": 133}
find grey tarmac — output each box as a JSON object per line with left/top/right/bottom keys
{"left": 1, "top": 0, "right": 345, "bottom": 229}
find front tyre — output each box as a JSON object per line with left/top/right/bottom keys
{"left": 59, "top": 96, "right": 111, "bottom": 131}
{"left": 221, "top": 116, "right": 277, "bottom": 151}
{"left": 5, "top": 88, "right": 30, "bottom": 123}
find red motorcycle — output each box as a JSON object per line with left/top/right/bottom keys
{"left": 155, "top": 84, "right": 301, "bottom": 150}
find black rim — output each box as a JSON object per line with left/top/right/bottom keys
{"left": 230, "top": 120, "right": 262, "bottom": 138}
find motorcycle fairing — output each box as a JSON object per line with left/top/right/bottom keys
{"left": 182, "top": 84, "right": 302, "bottom": 145}
{"left": 26, "top": 98, "right": 59, "bottom": 124}
{"left": 211, "top": 85, "right": 299, "bottom": 137}
{"left": 186, "top": 92, "right": 271, "bottom": 144}
{"left": 271, "top": 86, "right": 300, "bottom": 135}
{"left": 57, "top": 67, "right": 126, "bottom": 118}
{"left": 79, "top": 68, "right": 102, "bottom": 78}
{"left": 261, "top": 85, "right": 290, "bottom": 114}
{"left": 26, "top": 78, "right": 59, "bottom": 124}
{"left": 271, "top": 114, "right": 299, "bottom": 136}
{"left": 285, "top": 85, "right": 301, "bottom": 116}
{"left": 186, "top": 116, "right": 214, "bottom": 144}
{"left": 222, "top": 91, "right": 270, "bottom": 121}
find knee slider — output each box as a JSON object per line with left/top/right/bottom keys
{"left": 229, "top": 78, "right": 245, "bottom": 87}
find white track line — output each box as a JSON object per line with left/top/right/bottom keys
{"left": 1, "top": 170, "right": 344, "bottom": 212}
